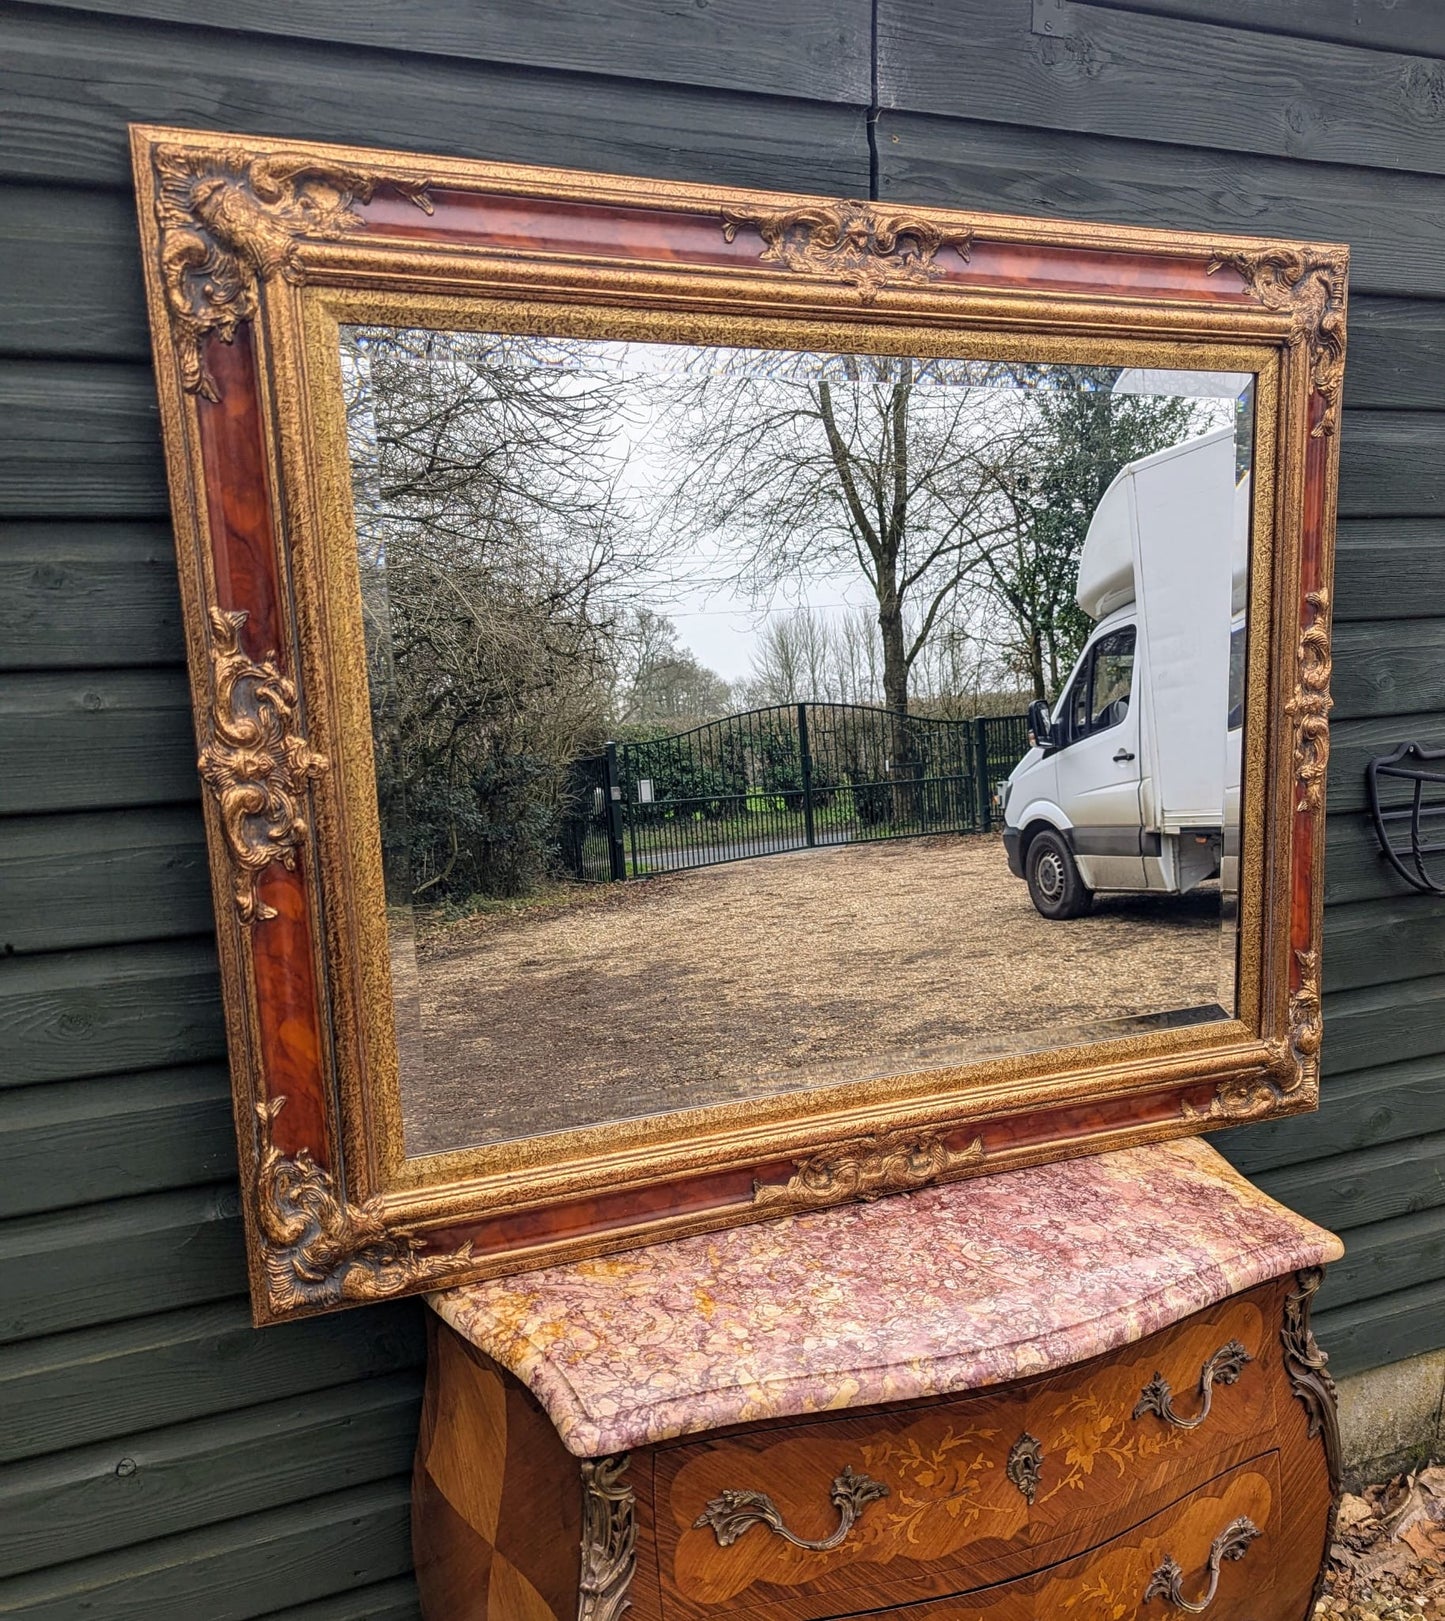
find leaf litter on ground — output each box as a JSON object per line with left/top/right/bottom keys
{"left": 1318, "top": 1465, "right": 1445, "bottom": 1620}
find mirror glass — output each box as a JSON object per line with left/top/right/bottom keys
{"left": 340, "top": 329, "right": 1253, "bottom": 1158}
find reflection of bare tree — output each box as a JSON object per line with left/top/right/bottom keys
{"left": 342, "top": 327, "right": 652, "bottom": 900}
{"left": 655, "top": 354, "right": 1018, "bottom": 770}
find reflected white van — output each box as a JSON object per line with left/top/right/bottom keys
{"left": 1001, "top": 426, "right": 1247, "bottom": 919}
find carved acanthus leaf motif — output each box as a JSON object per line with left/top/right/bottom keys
{"left": 152, "top": 143, "right": 433, "bottom": 399}
{"left": 579, "top": 1455, "right": 637, "bottom": 1621}
{"left": 198, "top": 607, "right": 328, "bottom": 924}
{"left": 255, "top": 1097, "right": 470, "bottom": 1314}
{"left": 1285, "top": 588, "right": 1333, "bottom": 815}
{"left": 1283, "top": 1268, "right": 1343, "bottom": 1617}
{"left": 1208, "top": 245, "right": 1348, "bottom": 436}
{"left": 753, "top": 1127, "right": 984, "bottom": 1212}
{"left": 722, "top": 202, "right": 973, "bottom": 303}
{"left": 1287, "top": 947, "right": 1323, "bottom": 1095}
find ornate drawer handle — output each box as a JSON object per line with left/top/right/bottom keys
{"left": 693, "top": 1464, "right": 889, "bottom": 1553}
{"left": 1133, "top": 1340, "right": 1251, "bottom": 1430}
{"left": 1144, "top": 1516, "right": 1262, "bottom": 1611}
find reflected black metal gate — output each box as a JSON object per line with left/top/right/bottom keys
{"left": 564, "top": 704, "right": 1030, "bottom": 880}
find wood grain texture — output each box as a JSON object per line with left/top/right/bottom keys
{"left": 0, "top": 1371, "right": 421, "bottom": 1580}
{"left": 412, "top": 1320, "right": 582, "bottom": 1621}
{"left": 12, "top": 0, "right": 871, "bottom": 103}
{"left": 0, "top": 1476, "right": 416, "bottom": 1621}
{"left": 0, "top": 669, "right": 198, "bottom": 814}
{"left": 0, "top": 938, "right": 223, "bottom": 1088}
{"left": 0, "top": 1184, "right": 245, "bottom": 1345}
{"left": 0, "top": 1065, "right": 234, "bottom": 1219}
{"left": 0, "top": 6, "right": 870, "bottom": 195}
{"left": 0, "top": 523, "right": 185, "bottom": 669}
{"left": 0, "top": 1298, "right": 425, "bottom": 1467}
{"left": 1315, "top": 1279, "right": 1445, "bottom": 1380}
{"left": 0, "top": 360, "right": 166, "bottom": 518}
{"left": 0, "top": 806, "right": 213, "bottom": 953}
{"left": 1333, "top": 522, "right": 1445, "bottom": 624}
{"left": 878, "top": 0, "right": 1445, "bottom": 177}
{"left": 1077, "top": 0, "right": 1445, "bottom": 57}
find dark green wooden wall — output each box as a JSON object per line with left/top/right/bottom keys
{"left": 0, "top": 0, "right": 1441, "bottom": 1611}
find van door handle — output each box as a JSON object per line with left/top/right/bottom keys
{"left": 1114, "top": 749, "right": 1135, "bottom": 763}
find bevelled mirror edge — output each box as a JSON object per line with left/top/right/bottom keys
{"left": 128, "top": 123, "right": 1344, "bottom": 1324}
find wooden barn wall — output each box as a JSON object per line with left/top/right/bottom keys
{"left": 0, "top": 0, "right": 1440, "bottom": 1611}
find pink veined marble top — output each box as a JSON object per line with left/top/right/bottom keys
{"left": 429, "top": 1137, "right": 1342, "bottom": 1459}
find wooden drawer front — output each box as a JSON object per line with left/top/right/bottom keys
{"left": 868, "top": 1455, "right": 1279, "bottom": 1619}
{"left": 654, "top": 1289, "right": 1279, "bottom": 1621}
{"left": 1026, "top": 1289, "right": 1276, "bottom": 1546}
{"left": 656, "top": 1388, "right": 1032, "bottom": 1620}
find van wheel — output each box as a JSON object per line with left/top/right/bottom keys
{"left": 1026, "top": 829, "right": 1093, "bottom": 920}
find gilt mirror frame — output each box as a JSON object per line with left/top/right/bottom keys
{"left": 130, "top": 124, "right": 1346, "bottom": 1325}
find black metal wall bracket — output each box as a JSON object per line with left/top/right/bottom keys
{"left": 1367, "top": 741, "right": 1445, "bottom": 895}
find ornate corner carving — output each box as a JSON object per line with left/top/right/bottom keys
{"left": 1006, "top": 1434, "right": 1044, "bottom": 1505}
{"left": 722, "top": 202, "right": 973, "bottom": 303}
{"left": 1208, "top": 245, "right": 1347, "bottom": 436}
{"left": 579, "top": 1454, "right": 636, "bottom": 1621}
{"left": 152, "top": 143, "right": 432, "bottom": 399}
{"left": 255, "top": 1097, "right": 470, "bottom": 1314}
{"left": 1285, "top": 588, "right": 1333, "bottom": 816}
{"left": 752, "top": 1127, "right": 985, "bottom": 1213}
{"left": 198, "top": 607, "right": 329, "bottom": 924}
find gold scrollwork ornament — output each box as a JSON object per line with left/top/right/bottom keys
{"left": 579, "top": 1454, "right": 637, "bottom": 1621}
{"left": 152, "top": 142, "right": 432, "bottom": 399}
{"left": 197, "top": 606, "right": 329, "bottom": 924}
{"left": 1285, "top": 588, "right": 1333, "bottom": 816}
{"left": 1209, "top": 245, "right": 1348, "bottom": 436}
{"left": 722, "top": 201, "right": 973, "bottom": 302}
{"left": 255, "top": 1097, "right": 470, "bottom": 1313}
{"left": 753, "top": 1126, "right": 985, "bottom": 1212}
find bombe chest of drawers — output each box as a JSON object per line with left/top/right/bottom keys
{"left": 412, "top": 1139, "right": 1343, "bottom": 1621}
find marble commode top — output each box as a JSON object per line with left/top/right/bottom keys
{"left": 429, "top": 1137, "right": 1342, "bottom": 1458}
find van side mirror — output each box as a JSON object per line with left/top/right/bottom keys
{"left": 1027, "top": 698, "right": 1054, "bottom": 751}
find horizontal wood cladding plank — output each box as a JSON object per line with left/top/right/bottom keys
{"left": 0, "top": 6, "right": 870, "bottom": 195}
{"left": 1331, "top": 618, "right": 1445, "bottom": 721}
{"left": 1313, "top": 1277, "right": 1445, "bottom": 1379}
{"left": 259, "top": 1579, "right": 420, "bottom": 1621}
{"left": 0, "top": 1298, "right": 425, "bottom": 1466}
{"left": 11, "top": 0, "right": 870, "bottom": 104}
{"left": 1220, "top": 1052, "right": 1445, "bottom": 1175}
{"left": 1319, "top": 970, "right": 1445, "bottom": 1076}
{"left": 0, "top": 361, "right": 166, "bottom": 519}
{"left": 0, "top": 523, "right": 183, "bottom": 669}
{"left": 1345, "top": 298, "right": 1445, "bottom": 413}
{"left": 1333, "top": 521, "right": 1445, "bottom": 623}
{"left": 0, "top": 1183, "right": 244, "bottom": 1345}
{"left": 0, "top": 186, "right": 150, "bottom": 362}
{"left": 0, "top": 1065, "right": 234, "bottom": 1219}
{"left": 0, "top": 806, "right": 213, "bottom": 954}
{"left": 1323, "top": 894, "right": 1445, "bottom": 994}
{"left": 877, "top": 112, "right": 1445, "bottom": 300}
{"left": 878, "top": 0, "right": 1445, "bottom": 177}
{"left": 0, "top": 1371, "right": 421, "bottom": 1580}
{"left": 0, "top": 668, "right": 198, "bottom": 815}
{"left": 1254, "top": 1129, "right": 1445, "bottom": 1232}
{"left": 1318, "top": 1206, "right": 1445, "bottom": 1317}
{"left": 0, "top": 938, "right": 223, "bottom": 1088}
{"left": 0, "top": 1477, "right": 414, "bottom": 1620}
{"left": 1083, "top": 0, "right": 1445, "bottom": 58}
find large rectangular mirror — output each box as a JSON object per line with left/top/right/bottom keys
{"left": 341, "top": 332, "right": 1252, "bottom": 1158}
{"left": 131, "top": 125, "right": 1345, "bottom": 1321}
